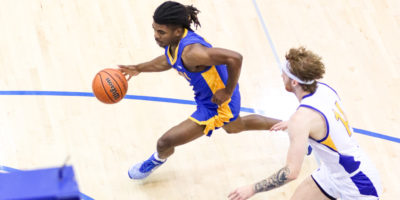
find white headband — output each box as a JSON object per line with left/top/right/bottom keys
{"left": 281, "top": 60, "right": 315, "bottom": 85}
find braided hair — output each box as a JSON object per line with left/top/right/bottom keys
{"left": 153, "top": 1, "right": 201, "bottom": 31}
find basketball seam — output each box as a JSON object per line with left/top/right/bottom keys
{"left": 103, "top": 70, "right": 124, "bottom": 99}
{"left": 98, "top": 73, "right": 116, "bottom": 103}
{"left": 116, "top": 75, "right": 127, "bottom": 95}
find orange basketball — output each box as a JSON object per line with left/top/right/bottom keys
{"left": 92, "top": 68, "right": 128, "bottom": 104}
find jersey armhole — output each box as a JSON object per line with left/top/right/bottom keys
{"left": 298, "top": 104, "right": 330, "bottom": 143}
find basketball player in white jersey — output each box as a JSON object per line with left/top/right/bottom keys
{"left": 228, "top": 47, "right": 382, "bottom": 200}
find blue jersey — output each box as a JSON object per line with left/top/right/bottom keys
{"left": 164, "top": 29, "right": 241, "bottom": 136}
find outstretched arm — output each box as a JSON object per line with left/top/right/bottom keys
{"left": 228, "top": 111, "right": 310, "bottom": 200}
{"left": 182, "top": 44, "right": 242, "bottom": 105}
{"left": 119, "top": 55, "right": 171, "bottom": 80}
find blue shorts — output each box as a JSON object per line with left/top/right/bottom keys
{"left": 189, "top": 93, "right": 240, "bottom": 136}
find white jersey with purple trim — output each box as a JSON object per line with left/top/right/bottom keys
{"left": 300, "top": 82, "right": 382, "bottom": 199}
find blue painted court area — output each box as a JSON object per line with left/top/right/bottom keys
{"left": 0, "top": 166, "right": 94, "bottom": 200}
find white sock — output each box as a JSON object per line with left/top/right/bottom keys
{"left": 154, "top": 152, "right": 166, "bottom": 162}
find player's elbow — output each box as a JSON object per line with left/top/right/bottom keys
{"left": 236, "top": 52, "right": 243, "bottom": 62}
{"left": 227, "top": 52, "right": 242, "bottom": 68}
{"left": 234, "top": 52, "right": 243, "bottom": 65}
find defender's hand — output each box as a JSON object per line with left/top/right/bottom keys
{"left": 212, "top": 88, "right": 232, "bottom": 106}
{"left": 118, "top": 65, "right": 140, "bottom": 81}
{"left": 228, "top": 184, "right": 255, "bottom": 200}
{"left": 270, "top": 121, "right": 288, "bottom": 131}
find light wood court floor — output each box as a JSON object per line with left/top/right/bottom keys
{"left": 0, "top": 0, "right": 399, "bottom": 199}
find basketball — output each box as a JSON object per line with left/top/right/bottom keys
{"left": 92, "top": 68, "right": 128, "bottom": 104}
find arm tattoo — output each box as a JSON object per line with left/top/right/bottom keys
{"left": 254, "top": 166, "right": 290, "bottom": 193}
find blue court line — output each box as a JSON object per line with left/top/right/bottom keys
{"left": 0, "top": 165, "right": 94, "bottom": 200}
{"left": 252, "top": 0, "right": 282, "bottom": 68}
{"left": 0, "top": 90, "right": 255, "bottom": 113}
{"left": 0, "top": 90, "right": 399, "bottom": 143}
{"left": 353, "top": 128, "right": 400, "bottom": 143}
{"left": 0, "top": 166, "right": 20, "bottom": 173}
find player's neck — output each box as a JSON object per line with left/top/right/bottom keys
{"left": 170, "top": 43, "right": 178, "bottom": 51}
{"left": 168, "top": 38, "right": 183, "bottom": 57}
{"left": 294, "top": 88, "right": 310, "bottom": 102}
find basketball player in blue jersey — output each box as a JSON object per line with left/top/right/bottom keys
{"left": 229, "top": 47, "right": 382, "bottom": 200}
{"left": 119, "top": 1, "right": 280, "bottom": 180}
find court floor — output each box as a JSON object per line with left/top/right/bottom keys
{"left": 1, "top": 0, "right": 399, "bottom": 199}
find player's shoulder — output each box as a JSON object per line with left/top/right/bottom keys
{"left": 291, "top": 106, "right": 321, "bottom": 124}
{"left": 182, "top": 43, "right": 208, "bottom": 59}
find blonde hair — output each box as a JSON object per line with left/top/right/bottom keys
{"left": 285, "top": 47, "right": 325, "bottom": 93}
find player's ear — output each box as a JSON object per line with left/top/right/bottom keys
{"left": 291, "top": 79, "right": 298, "bottom": 87}
{"left": 174, "top": 27, "right": 184, "bottom": 37}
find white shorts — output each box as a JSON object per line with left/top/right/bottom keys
{"left": 311, "top": 163, "right": 382, "bottom": 200}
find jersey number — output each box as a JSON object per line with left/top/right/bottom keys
{"left": 333, "top": 101, "right": 352, "bottom": 136}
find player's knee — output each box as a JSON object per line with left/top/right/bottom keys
{"left": 224, "top": 127, "right": 241, "bottom": 134}
{"left": 157, "top": 136, "right": 173, "bottom": 150}
{"left": 224, "top": 121, "right": 246, "bottom": 134}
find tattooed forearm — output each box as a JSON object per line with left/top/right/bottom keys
{"left": 254, "top": 166, "right": 290, "bottom": 193}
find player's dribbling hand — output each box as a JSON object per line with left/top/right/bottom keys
{"left": 212, "top": 88, "right": 231, "bottom": 106}
{"left": 270, "top": 121, "right": 288, "bottom": 131}
{"left": 118, "top": 65, "right": 140, "bottom": 81}
{"left": 228, "top": 184, "right": 255, "bottom": 200}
